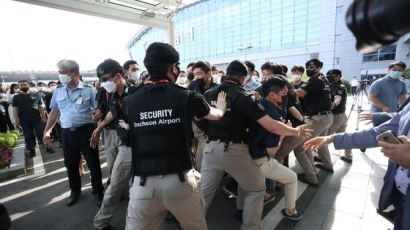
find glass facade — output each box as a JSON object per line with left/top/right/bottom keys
{"left": 128, "top": 0, "right": 321, "bottom": 66}
{"left": 362, "top": 45, "right": 396, "bottom": 62}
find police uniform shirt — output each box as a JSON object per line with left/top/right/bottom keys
{"left": 331, "top": 82, "right": 347, "bottom": 114}
{"left": 249, "top": 98, "right": 282, "bottom": 159}
{"left": 300, "top": 76, "right": 332, "bottom": 116}
{"left": 50, "top": 81, "right": 97, "bottom": 129}
{"left": 12, "top": 92, "right": 44, "bottom": 122}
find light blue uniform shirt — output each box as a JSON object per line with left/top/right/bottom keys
{"left": 369, "top": 76, "right": 407, "bottom": 113}
{"left": 50, "top": 82, "right": 96, "bottom": 128}
{"left": 334, "top": 103, "right": 410, "bottom": 195}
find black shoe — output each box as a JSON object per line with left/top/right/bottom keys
{"left": 377, "top": 209, "right": 395, "bottom": 224}
{"left": 67, "top": 191, "right": 81, "bottom": 206}
{"left": 315, "top": 164, "right": 334, "bottom": 173}
{"left": 96, "top": 225, "right": 111, "bottom": 230}
{"left": 235, "top": 209, "right": 243, "bottom": 221}
{"left": 166, "top": 211, "right": 176, "bottom": 220}
{"left": 223, "top": 180, "right": 238, "bottom": 198}
{"left": 46, "top": 148, "right": 55, "bottom": 154}
{"left": 297, "top": 174, "right": 318, "bottom": 187}
{"left": 29, "top": 149, "right": 36, "bottom": 158}
{"left": 340, "top": 156, "right": 352, "bottom": 164}
{"left": 94, "top": 193, "right": 103, "bottom": 207}
{"left": 313, "top": 156, "right": 322, "bottom": 162}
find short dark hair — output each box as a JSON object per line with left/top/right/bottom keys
{"left": 388, "top": 61, "right": 406, "bottom": 70}
{"left": 262, "top": 76, "right": 287, "bottom": 97}
{"left": 187, "top": 62, "right": 195, "bottom": 68}
{"left": 291, "top": 65, "right": 305, "bottom": 73}
{"left": 123, "top": 60, "right": 138, "bottom": 71}
{"left": 261, "top": 61, "right": 283, "bottom": 75}
{"left": 37, "top": 81, "right": 46, "bottom": 87}
{"left": 48, "top": 81, "right": 57, "bottom": 87}
{"left": 281, "top": 64, "right": 288, "bottom": 74}
{"left": 192, "top": 61, "right": 211, "bottom": 73}
{"left": 10, "top": 83, "right": 18, "bottom": 94}
{"left": 29, "top": 82, "right": 36, "bottom": 87}
{"left": 18, "top": 80, "right": 30, "bottom": 84}
{"left": 226, "top": 60, "right": 248, "bottom": 78}
{"left": 244, "top": 61, "right": 256, "bottom": 72}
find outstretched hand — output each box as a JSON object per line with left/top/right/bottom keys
{"left": 304, "top": 135, "right": 334, "bottom": 151}
{"left": 296, "top": 124, "right": 313, "bottom": 139}
{"left": 212, "top": 91, "right": 227, "bottom": 112}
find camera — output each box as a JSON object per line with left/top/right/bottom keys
{"left": 346, "top": 0, "right": 410, "bottom": 53}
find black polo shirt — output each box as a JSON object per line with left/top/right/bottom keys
{"left": 300, "top": 76, "right": 332, "bottom": 116}
{"left": 331, "top": 82, "right": 347, "bottom": 114}
{"left": 12, "top": 92, "right": 44, "bottom": 122}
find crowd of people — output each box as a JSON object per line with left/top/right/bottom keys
{"left": 0, "top": 42, "right": 409, "bottom": 230}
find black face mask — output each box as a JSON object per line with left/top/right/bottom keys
{"left": 327, "top": 75, "right": 337, "bottom": 83}
{"left": 306, "top": 70, "right": 316, "bottom": 77}
{"left": 20, "top": 87, "right": 29, "bottom": 92}
{"left": 187, "top": 72, "right": 194, "bottom": 81}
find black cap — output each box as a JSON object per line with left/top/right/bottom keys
{"left": 305, "top": 58, "right": 323, "bottom": 70}
{"left": 226, "top": 60, "right": 248, "bottom": 76}
{"left": 327, "top": 69, "right": 342, "bottom": 76}
{"left": 143, "top": 42, "right": 179, "bottom": 67}
{"left": 96, "top": 59, "right": 124, "bottom": 79}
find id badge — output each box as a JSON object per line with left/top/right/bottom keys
{"left": 76, "top": 97, "right": 83, "bottom": 104}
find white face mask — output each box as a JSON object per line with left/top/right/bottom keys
{"left": 130, "top": 71, "right": 140, "bottom": 81}
{"left": 101, "top": 81, "right": 117, "bottom": 93}
{"left": 292, "top": 75, "right": 302, "bottom": 81}
{"left": 59, "top": 74, "right": 71, "bottom": 85}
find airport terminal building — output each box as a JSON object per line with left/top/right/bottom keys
{"left": 128, "top": 0, "right": 410, "bottom": 80}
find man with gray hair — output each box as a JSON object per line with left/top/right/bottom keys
{"left": 43, "top": 59, "right": 104, "bottom": 207}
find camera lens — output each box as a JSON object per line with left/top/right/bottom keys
{"left": 346, "top": 0, "right": 410, "bottom": 53}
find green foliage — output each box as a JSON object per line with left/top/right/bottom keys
{"left": 342, "top": 79, "right": 351, "bottom": 93}
{"left": 403, "top": 68, "right": 410, "bottom": 79}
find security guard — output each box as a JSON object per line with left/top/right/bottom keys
{"left": 124, "top": 42, "right": 226, "bottom": 230}
{"left": 325, "top": 69, "right": 352, "bottom": 163}
{"left": 92, "top": 59, "right": 136, "bottom": 230}
{"left": 296, "top": 58, "right": 334, "bottom": 174}
{"left": 201, "top": 60, "right": 311, "bottom": 230}
{"left": 43, "top": 59, "right": 104, "bottom": 206}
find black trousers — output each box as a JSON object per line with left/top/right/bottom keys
{"left": 61, "top": 123, "right": 103, "bottom": 195}
{"left": 20, "top": 119, "right": 44, "bottom": 150}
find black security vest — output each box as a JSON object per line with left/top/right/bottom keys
{"left": 125, "top": 83, "right": 192, "bottom": 176}
{"left": 204, "top": 81, "right": 247, "bottom": 143}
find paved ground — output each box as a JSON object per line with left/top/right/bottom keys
{"left": 0, "top": 93, "right": 395, "bottom": 230}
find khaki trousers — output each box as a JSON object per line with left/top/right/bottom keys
{"left": 94, "top": 145, "right": 132, "bottom": 229}
{"left": 103, "top": 128, "right": 121, "bottom": 175}
{"left": 125, "top": 169, "right": 207, "bottom": 230}
{"left": 256, "top": 157, "right": 297, "bottom": 210}
{"left": 327, "top": 113, "right": 352, "bottom": 159}
{"left": 201, "top": 141, "right": 264, "bottom": 230}
{"left": 310, "top": 113, "right": 334, "bottom": 169}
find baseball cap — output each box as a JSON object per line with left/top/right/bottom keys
{"left": 143, "top": 42, "right": 179, "bottom": 67}
{"left": 327, "top": 69, "right": 342, "bottom": 76}
{"left": 305, "top": 58, "right": 323, "bottom": 70}
{"left": 96, "top": 59, "right": 124, "bottom": 81}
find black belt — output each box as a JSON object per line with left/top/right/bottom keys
{"left": 308, "top": 111, "right": 331, "bottom": 116}
{"left": 65, "top": 123, "right": 94, "bottom": 132}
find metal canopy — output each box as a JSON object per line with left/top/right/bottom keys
{"left": 13, "top": 0, "right": 192, "bottom": 44}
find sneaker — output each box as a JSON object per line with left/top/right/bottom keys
{"left": 281, "top": 208, "right": 303, "bottom": 221}
{"left": 222, "top": 180, "right": 238, "bottom": 198}
{"left": 29, "top": 149, "right": 36, "bottom": 158}
{"left": 263, "top": 194, "right": 275, "bottom": 205}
